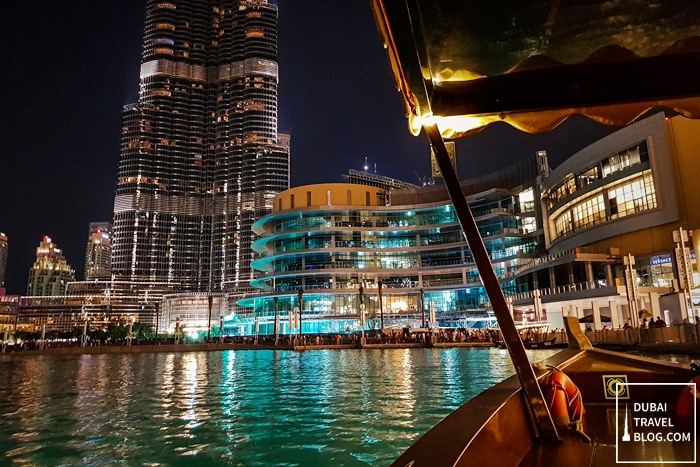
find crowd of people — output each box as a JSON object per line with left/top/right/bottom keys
{"left": 1, "top": 328, "right": 499, "bottom": 353}
{"left": 641, "top": 316, "right": 668, "bottom": 328}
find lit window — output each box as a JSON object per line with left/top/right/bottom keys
{"left": 608, "top": 171, "right": 656, "bottom": 219}
{"left": 245, "top": 28, "right": 265, "bottom": 38}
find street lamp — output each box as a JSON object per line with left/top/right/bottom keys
{"left": 127, "top": 317, "right": 133, "bottom": 347}
{"left": 297, "top": 289, "right": 303, "bottom": 340}
{"left": 378, "top": 280, "right": 384, "bottom": 331}
{"left": 81, "top": 307, "right": 88, "bottom": 347}
{"left": 359, "top": 283, "right": 365, "bottom": 343}
{"left": 420, "top": 288, "right": 426, "bottom": 328}
{"left": 207, "top": 295, "right": 213, "bottom": 342}
{"left": 154, "top": 302, "right": 160, "bottom": 339}
{"left": 289, "top": 306, "right": 295, "bottom": 338}
{"left": 273, "top": 296, "right": 279, "bottom": 345}
{"left": 254, "top": 316, "right": 259, "bottom": 345}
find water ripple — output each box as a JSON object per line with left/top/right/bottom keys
{"left": 0, "top": 348, "right": 561, "bottom": 466}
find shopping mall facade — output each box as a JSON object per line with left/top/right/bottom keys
{"left": 240, "top": 113, "right": 700, "bottom": 334}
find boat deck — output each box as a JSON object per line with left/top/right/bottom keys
{"left": 521, "top": 404, "right": 695, "bottom": 466}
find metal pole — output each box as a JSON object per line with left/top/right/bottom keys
{"left": 419, "top": 288, "right": 425, "bottom": 328}
{"left": 155, "top": 302, "right": 160, "bottom": 339}
{"left": 359, "top": 283, "right": 365, "bottom": 342}
{"left": 254, "top": 316, "right": 259, "bottom": 345}
{"left": 360, "top": 303, "right": 365, "bottom": 342}
{"left": 378, "top": 280, "right": 384, "bottom": 330}
{"left": 289, "top": 308, "right": 294, "bottom": 338}
{"left": 207, "top": 295, "right": 213, "bottom": 342}
{"left": 274, "top": 296, "right": 279, "bottom": 345}
{"left": 425, "top": 123, "right": 559, "bottom": 441}
{"left": 297, "top": 289, "right": 303, "bottom": 340}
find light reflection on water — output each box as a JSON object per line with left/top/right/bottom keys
{"left": 0, "top": 348, "right": 560, "bottom": 466}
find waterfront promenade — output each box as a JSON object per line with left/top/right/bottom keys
{"left": 5, "top": 325, "right": 700, "bottom": 358}
{"left": 0, "top": 332, "right": 495, "bottom": 358}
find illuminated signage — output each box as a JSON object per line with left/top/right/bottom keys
{"left": 650, "top": 254, "right": 672, "bottom": 266}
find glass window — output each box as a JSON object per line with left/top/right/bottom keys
{"left": 554, "top": 211, "right": 572, "bottom": 238}
{"left": 571, "top": 194, "right": 605, "bottom": 230}
{"left": 608, "top": 171, "right": 656, "bottom": 219}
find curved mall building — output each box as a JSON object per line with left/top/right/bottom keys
{"left": 242, "top": 159, "right": 542, "bottom": 334}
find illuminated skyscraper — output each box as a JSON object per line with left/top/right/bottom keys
{"left": 0, "top": 233, "right": 7, "bottom": 294}
{"left": 85, "top": 222, "right": 112, "bottom": 280}
{"left": 112, "top": 0, "right": 290, "bottom": 296}
{"left": 27, "top": 236, "right": 76, "bottom": 296}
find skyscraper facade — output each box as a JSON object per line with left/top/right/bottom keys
{"left": 0, "top": 233, "right": 8, "bottom": 294}
{"left": 27, "top": 236, "right": 76, "bottom": 296}
{"left": 85, "top": 222, "right": 113, "bottom": 280}
{"left": 111, "top": 0, "right": 289, "bottom": 297}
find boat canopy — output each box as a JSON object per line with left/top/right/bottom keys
{"left": 372, "top": 0, "right": 700, "bottom": 138}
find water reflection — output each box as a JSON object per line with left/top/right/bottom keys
{"left": 1, "top": 348, "right": 564, "bottom": 466}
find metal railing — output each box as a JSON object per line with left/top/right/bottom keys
{"left": 508, "top": 246, "right": 619, "bottom": 278}
{"left": 508, "top": 280, "right": 611, "bottom": 302}
{"left": 585, "top": 323, "right": 700, "bottom": 346}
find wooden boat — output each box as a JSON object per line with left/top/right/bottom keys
{"left": 394, "top": 316, "right": 698, "bottom": 466}
{"left": 369, "top": 1, "right": 700, "bottom": 464}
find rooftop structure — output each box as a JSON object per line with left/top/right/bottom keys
{"left": 342, "top": 168, "right": 419, "bottom": 191}
{"left": 26, "top": 236, "right": 75, "bottom": 297}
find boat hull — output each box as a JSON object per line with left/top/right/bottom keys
{"left": 392, "top": 348, "right": 697, "bottom": 466}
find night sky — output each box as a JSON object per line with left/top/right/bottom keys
{"left": 1, "top": 1, "right": 617, "bottom": 295}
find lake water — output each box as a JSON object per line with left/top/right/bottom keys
{"left": 0, "top": 347, "right": 578, "bottom": 465}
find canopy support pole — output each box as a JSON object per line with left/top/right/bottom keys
{"left": 425, "top": 124, "right": 560, "bottom": 442}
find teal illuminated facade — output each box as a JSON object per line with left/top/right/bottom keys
{"left": 241, "top": 158, "right": 543, "bottom": 334}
